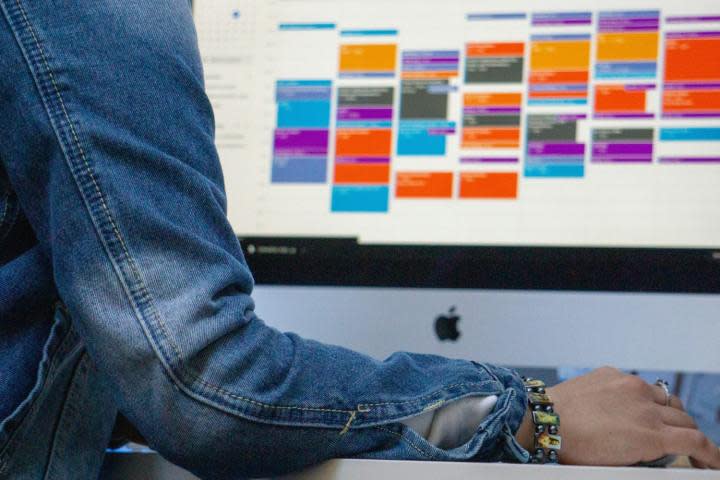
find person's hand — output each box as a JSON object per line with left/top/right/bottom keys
{"left": 515, "top": 367, "right": 720, "bottom": 468}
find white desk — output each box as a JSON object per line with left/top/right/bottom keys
{"left": 281, "top": 459, "right": 720, "bottom": 480}
{"left": 102, "top": 453, "right": 720, "bottom": 479}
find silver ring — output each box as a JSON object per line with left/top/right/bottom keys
{"left": 655, "top": 379, "right": 671, "bottom": 406}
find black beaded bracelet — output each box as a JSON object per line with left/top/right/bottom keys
{"left": 522, "top": 377, "right": 561, "bottom": 464}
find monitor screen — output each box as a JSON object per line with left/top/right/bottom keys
{"left": 194, "top": 0, "right": 720, "bottom": 292}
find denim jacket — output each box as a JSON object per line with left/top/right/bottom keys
{"left": 0, "top": 1, "right": 529, "bottom": 478}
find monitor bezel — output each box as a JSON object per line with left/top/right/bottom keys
{"left": 239, "top": 237, "right": 720, "bottom": 294}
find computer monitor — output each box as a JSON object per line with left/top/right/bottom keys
{"left": 192, "top": 0, "right": 720, "bottom": 373}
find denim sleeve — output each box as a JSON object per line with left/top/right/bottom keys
{"left": 0, "top": 1, "right": 529, "bottom": 477}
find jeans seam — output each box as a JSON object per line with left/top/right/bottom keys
{"left": 5, "top": 0, "right": 197, "bottom": 399}
{"left": 0, "top": 189, "right": 8, "bottom": 230}
{"left": 0, "top": 324, "right": 80, "bottom": 472}
{"left": 373, "top": 426, "right": 434, "bottom": 460}
{"left": 7, "top": 0, "right": 327, "bottom": 416}
{"left": 3, "top": 0, "right": 489, "bottom": 426}
{"left": 0, "top": 188, "right": 17, "bottom": 243}
{"left": 356, "top": 381, "right": 495, "bottom": 409}
{"left": 191, "top": 380, "right": 496, "bottom": 415}
{"left": 41, "top": 352, "right": 88, "bottom": 480}
{"left": 476, "top": 363, "right": 503, "bottom": 386}
{"left": 8, "top": 0, "right": 184, "bottom": 362}
{"left": 485, "top": 387, "right": 524, "bottom": 461}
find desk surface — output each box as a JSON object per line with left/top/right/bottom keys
{"left": 102, "top": 454, "right": 720, "bottom": 479}
{"left": 282, "top": 459, "right": 719, "bottom": 479}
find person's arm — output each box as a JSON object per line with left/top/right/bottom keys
{"left": 2, "top": 1, "right": 718, "bottom": 477}
{"left": 0, "top": 1, "right": 528, "bottom": 477}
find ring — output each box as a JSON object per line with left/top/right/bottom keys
{"left": 655, "top": 379, "right": 671, "bottom": 406}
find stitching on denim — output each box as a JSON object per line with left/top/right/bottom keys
{"left": 373, "top": 426, "right": 433, "bottom": 460}
{"left": 12, "top": 0, "right": 198, "bottom": 374}
{"left": 357, "top": 381, "right": 496, "bottom": 409}
{"left": 7, "top": 0, "right": 497, "bottom": 423}
{"left": 498, "top": 388, "right": 529, "bottom": 462}
{"left": 198, "top": 384, "right": 353, "bottom": 414}
{"left": 11, "top": 0, "right": 353, "bottom": 417}
{"left": 0, "top": 188, "right": 13, "bottom": 242}
{"left": 0, "top": 323, "right": 80, "bottom": 465}
{"left": 339, "top": 411, "right": 356, "bottom": 436}
{"left": 423, "top": 399, "right": 445, "bottom": 412}
{"left": 42, "top": 352, "right": 88, "bottom": 480}
{"left": 189, "top": 379, "right": 497, "bottom": 416}
{"left": 0, "top": 190, "right": 8, "bottom": 228}
{"left": 476, "top": 387, "right": 517, "bottom": 461}
{"left": 12, "top": 0, "right": 186, "bottom": 364}
{"left": 188, "top": 379, "right": 497, "bottom": 416}
{"left": 496, "top": 389, "right": 513, "bottom": 425}
{"left": 477, "top": 363, "right": 503, "bottom": 385}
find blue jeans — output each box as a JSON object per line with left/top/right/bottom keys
{"left": 0, "top": 1, "right": 529, "bottom": 478}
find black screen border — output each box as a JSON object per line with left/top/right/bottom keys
{"left": 238, "top": 237, "right": 720, "bottom": 293}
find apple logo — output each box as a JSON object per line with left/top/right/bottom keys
{"left": 434, "top": 306, "right": 461, "bottom": 342}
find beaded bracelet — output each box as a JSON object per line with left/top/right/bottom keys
{"left": 522, "top": 377, "right": 562, "bottom": 464}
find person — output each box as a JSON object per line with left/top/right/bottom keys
{"left": 0, "top": 1, "right": 718, "bottom": 479}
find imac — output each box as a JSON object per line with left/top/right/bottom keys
{"left": 192, "top": 0, "right": 720, "bottom": 375}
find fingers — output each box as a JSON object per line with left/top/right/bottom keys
{"left": 662, "top": 426, "right": 720, "bottom": 469}
{"left": 649, "top": 384, "right": 667, "bottom": 405}
{"left": 660, "top": 406, "right": 697, "bottom": 429}
{"left": 649, "top": 384, "right": 684, "bottom": 410}
{"left": 662, "top": 392, "right": 684, "bottom": 411}
{"left": 668, "top": 395, "right": 684, "bottom": 411}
